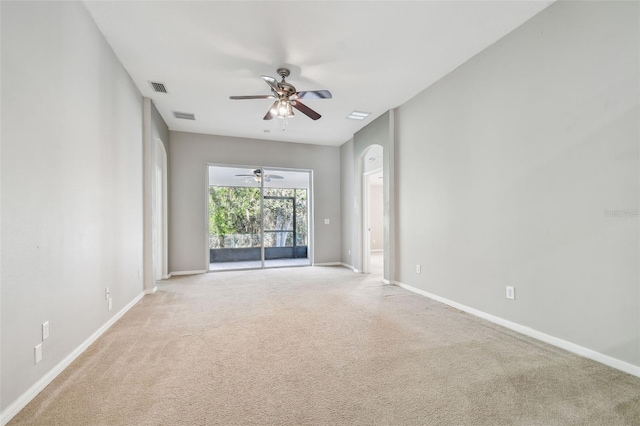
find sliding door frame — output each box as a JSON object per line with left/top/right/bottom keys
{"left": 205, "top": 163, "right": 313, "bottom": 271}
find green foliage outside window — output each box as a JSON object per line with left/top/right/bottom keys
{"left": 209, "top": 186, "right": 307, "bottom": 249}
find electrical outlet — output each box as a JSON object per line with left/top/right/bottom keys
{"left": 105, "top": 288, "right": 110, "bottom": 300}
{"left": 35, "top": 344, "right": 42, "bottom": 364}
{"left": 416, "top": 264, "right": 421, "bottom": 274}
{"left": 42, "top": 321, "right": 50, "bottom": 341}
{"left": 324, "top": 219, "right": 330, "bottom": 225}
{"left": 108, "top": 298, "right": 113, "bottom": 312}
{"left": 506, "top": 286, "right": 515, "bottom": 300}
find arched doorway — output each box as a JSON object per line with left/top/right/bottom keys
{"left": 153, "top": 138, "right": 168, "bottom": 281}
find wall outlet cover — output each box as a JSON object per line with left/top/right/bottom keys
{"left": 108, "top": 298, "right": 113, "bottom": 311}
{"left": 506, "top": 286, "right": 515, "bottom": 300}
{"left": 416, "top": 264, "right": 421, "bottom": 274}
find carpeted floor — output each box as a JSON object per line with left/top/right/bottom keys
{"left": 9, "top": 266, "right": 640, "bottom": 425}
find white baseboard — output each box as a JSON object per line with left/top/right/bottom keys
{"left": 162, "top": 274, "right": 171, "bottom": 279}
{"left": 313, "top": 262, "right": 341, "bottom": 267}
{"left": 340, "top": 262, "right": 355, "bottom": 271}
{"left": 395, "top": 281, "right": 640, "bottom": 379}
{"left": 339, "top": 263, "right": 360, "bottom": 273}
{"left": 144, "top": 286, "right": 158, "bottom": 294}
{"left": 169, "top": 270, "right": 206, "bottom": 276}
{"left": 0, "top": 292, "right": 146, "bottom": 426}
{"left": 382, "top": 279, "right": 390, "bottom": 284}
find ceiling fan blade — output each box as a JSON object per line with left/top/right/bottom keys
{"left": 229, "top": 95, "right": 275, "bottom": 100}
{"left": 266, "top": 175, "right": 284, "bottom": 179}
{"left": 291, "top": 100, "right": 321, "bottom": 120}
{"left": 261, "top": 75, "right": 280, "bottom": 93}
{"left": 294, "top": 90, "right": 332, "bottom": 100}
{"left": 264, "top": 101, "right": 278, "bottom": 120}
{"left": 235, "top": 174, "right": 255, "bottom": 177}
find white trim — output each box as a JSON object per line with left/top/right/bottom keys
{"left": 395, "top": 281, "right": 640, "bottom": 378}
{"left": 313, "top": 262, "right": 341, "bottom": 267}
{"left": 162, "top": 274, "right": 172, "bottom": 280}
{"left": 382, "top": 279, "right": 390, "bottom": 284}
{"left": 170, "top": 270, "right": 206, "bottom": 276}
{"left": 340, "top": 262, "right": 356, "bottom": 271}
{"left": 0, "top": 292, "right": 146, "bottom": 426}
{"left": 144, "top": 286, "right": 158, "bottom": 294}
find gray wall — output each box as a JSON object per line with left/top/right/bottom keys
{"left": 342, "top": 0, "right": 638, "bottom": 367}
{"left": 347, "top": 112, "right": 393, "bottom": 278}
{"left": 1, "top": 1, "right": 144, "bottom": 411}
{"left": 168, "top": 131, "right": 341, "bottom": 272}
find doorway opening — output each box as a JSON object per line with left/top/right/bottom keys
{"left": 364, "top": 169, "right": 384, "bottom": 276}
{"left": 207, "top": 165, "right": 312, "bottom": 271}
{"left": 363, "top": 168, "right": 384, "bottom": 276}
{"left": 360, "top": 144, "right": 384, "bottom": 277}
{"left": 153, "top": 139, "right": 168, "bottom": 281}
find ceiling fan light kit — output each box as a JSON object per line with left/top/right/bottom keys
{"left": 230, "top": 68, "right": 332, "bottom": 124}
{"left": 235, "top": 169, "right": 284, "bottom": 183}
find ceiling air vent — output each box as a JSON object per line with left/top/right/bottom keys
{"left": 149, "top": 81, "right": 168, "bottom": 93}
{"left": 173, "top": 111, "right": 195, "bottom": 120}
{"left": 347, "top": 111, "right": 370, "bottom": 120}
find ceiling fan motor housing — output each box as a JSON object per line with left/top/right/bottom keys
{"left": 277, "top": 68, "right": 290, "bottom": 79}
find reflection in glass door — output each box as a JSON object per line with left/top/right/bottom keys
{"left": 208, "top": 165, "right": 311, "bottom": 271}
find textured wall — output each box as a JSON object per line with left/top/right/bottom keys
{"left": 1, "top": 1, "right": 144, "bottom": 411}
{"left": 395, "top": 1, "right": 639, "bottom": 365}
{"left": 168, "top": 131, "right": 341, "bottom": 272}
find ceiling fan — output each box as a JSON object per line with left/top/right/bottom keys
{"left": 229, "top": 68, "right": 332, "bottom": 121}
{"left": 235, "top": 169, "right": 284, "bottom": 183}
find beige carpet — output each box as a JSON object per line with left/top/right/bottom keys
{"left": 9, "top": 266, "right": 640, "bottom": 425}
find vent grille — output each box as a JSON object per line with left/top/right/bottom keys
{"left": 149, "top": 81, "right": 168, "bottom": 93}
{"left": 173, "top": 111, "right": 195, "bottom": 120}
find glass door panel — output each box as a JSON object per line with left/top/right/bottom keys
{"left": 208, "top": 166, "right": 311, "bottom": 271}
{"left": 208, "top": 165, "right": 263, "bottom": 271}
{"left": 262, "top": 170, "right": 311, "bottom": 268}
{"left": 263, "top": 195, "right": 295, "bottom": 260}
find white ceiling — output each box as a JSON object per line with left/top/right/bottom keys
{"left": 84, "top": 1, "right": 553, "bottom": 147}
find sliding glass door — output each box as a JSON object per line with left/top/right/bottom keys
{"left": 208, "top": 165, "right": 311, "bottom": 271}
